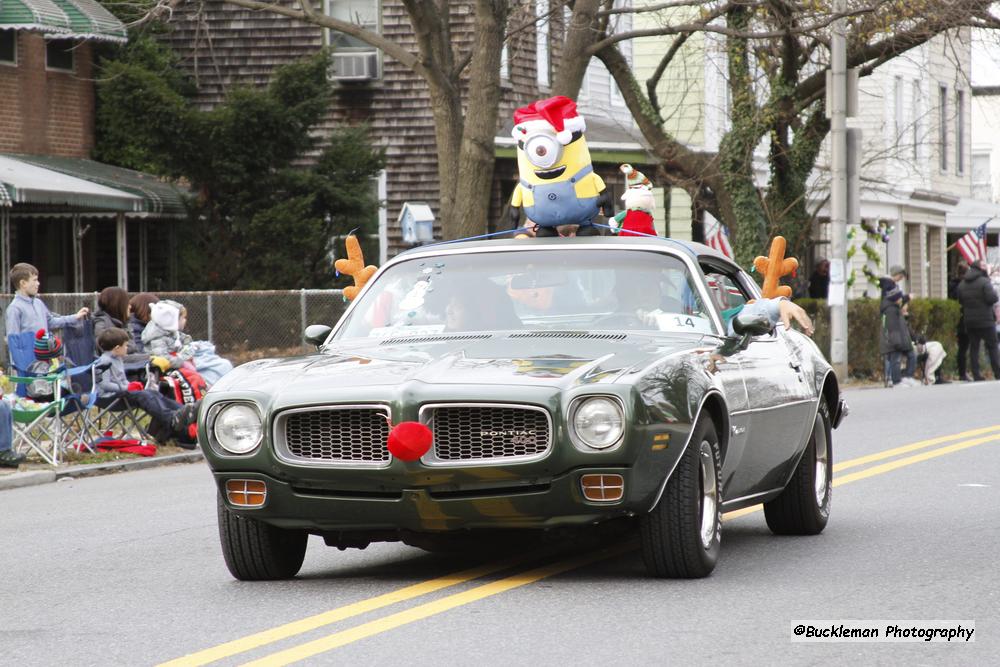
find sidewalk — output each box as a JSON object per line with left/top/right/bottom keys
{"left": 0, "top": 446, "right": 204, "bottom": 491}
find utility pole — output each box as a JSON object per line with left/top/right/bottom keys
{"left": 828, "top": 0, "right": 848, "bottom": 378}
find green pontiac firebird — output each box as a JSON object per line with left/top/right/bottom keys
{"left": 200, "top": 237, "right": 847, "bottom": 580}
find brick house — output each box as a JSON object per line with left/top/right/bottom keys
{"left": 158, "top": 0, "right": 656, "bottom": 262}
{"left": 0, "top": 1, "right": 185, "bottom": 293}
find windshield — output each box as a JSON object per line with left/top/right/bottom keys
{"left": 334, "top": 249, "right": 717, "bottom": 339}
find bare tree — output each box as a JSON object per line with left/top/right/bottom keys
{"left": 138, "top": 0, "right": 1000, "bottom": 259}
{"left": 146, "top": 0, "right": 515, "bottom": 241}
{"left": 552, "top": 0, "right": 1000, "bottom": 264}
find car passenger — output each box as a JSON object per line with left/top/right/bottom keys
{"left": 441, "top": 279, "right": 522, "bottom": 332}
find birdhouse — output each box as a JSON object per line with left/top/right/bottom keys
{"left": 398, "top": 202, "right": 435, "bottom": 245}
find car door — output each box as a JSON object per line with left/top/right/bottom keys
{"left": 700, "top": 261, "right": 811, "bottom": 501}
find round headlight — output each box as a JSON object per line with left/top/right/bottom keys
{"left": 572, "top": 397, "right": 624, "bottom": 450}
{"left": 213, "top": 404, "right": 262, "bottom": 454}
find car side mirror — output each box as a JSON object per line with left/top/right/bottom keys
{"left": 732, "top": 311, "right": 774, "bottom": 337}
{"left": 304, "top": 324, "right": 332, "bottom": 348}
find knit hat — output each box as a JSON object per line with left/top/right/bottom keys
{"left": 620, "top": 164, "right": 652, "bottom": 190}
{"left": 512, "top": 96, "right": 586, "bottom": 146}
{"left": 34, "top": 329, "right": 63, "bottom": 360}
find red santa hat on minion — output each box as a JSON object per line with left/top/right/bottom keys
{"left": 512, "top": 96, "right": 586, "bottom": 146}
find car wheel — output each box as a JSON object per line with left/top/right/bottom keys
{"left": 217, "top": 495, "right": 308, "bottom": 580}
{"left": 640, "top": 416, "right": 721, "bottom": 578}
{"left": 763, "top": 400, "right": 832, "bottom": 535}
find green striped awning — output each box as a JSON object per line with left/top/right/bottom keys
{"left": 0, "top": 0, "right": 126, "bottom": 42}
{"left": 0, "top": 154, "right": 188, "bottom": 216}
{"left": 7, "top": 153, "right": 188, "bottom": 215}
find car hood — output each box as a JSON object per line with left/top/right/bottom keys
{"left": 212, "top": 333, "right": 712, "bottom": 394}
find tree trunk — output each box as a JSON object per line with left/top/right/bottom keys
{"left": 449, "top": 0, "right": 508, "bottom": 239}
{"left": 764, "top": 105, "right": 830, "bottom": 261}
{"left": 552, "top": 0, "right": 602, "bottom": 97}
{"left": 428, "top": 83, "right": 466, "bottom": 240}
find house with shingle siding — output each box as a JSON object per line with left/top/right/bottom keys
{"left": 158, "top": 0, "right": 656, "bottom": 261}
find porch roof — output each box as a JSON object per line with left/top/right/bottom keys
{"left": 945, "top": 197, "right": 1000, "bottom": 232}
{"left": 0, "top": 154, "right": 140, "bottom": 211}
{"left": 0, "top": 153, "right": 187, "bottom": 216}
{"left": 0, "top": 0, "right": 127, "bottom": 42}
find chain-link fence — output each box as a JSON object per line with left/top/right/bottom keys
{"left": 2, "top": 290, "right": 348, "bottom": 364}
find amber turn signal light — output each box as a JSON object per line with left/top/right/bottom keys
{"left": 580, "top": 474, "right": 624, "bottom": 502}
{"left": 226, "top": 479, "right": 267, "bottom": 507}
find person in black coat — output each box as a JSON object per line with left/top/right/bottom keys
{"left": 808, "top": 258, "right": 830, "bottom": 299}
{"left": 879, "top": 276, "right": 916, "bottom": 386}
{"left": 948, "top": 259, "right": 971, "bottom": 380}
{"left": 956, "top": 259, "right": 1000, "bottom": 380}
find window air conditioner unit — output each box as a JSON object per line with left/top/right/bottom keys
{"left": 330, "top": 52, "right": 379, "bottom": 81}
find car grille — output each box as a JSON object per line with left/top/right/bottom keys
{"left": 423, "top": 405, "right": 551, "bottom": 463}
{"left": 278, "top": 407, "right": 390, "bottom": 464}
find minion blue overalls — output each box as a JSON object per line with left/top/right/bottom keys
{"left": 520, "top": 164, "right": 600, "bottom": 228}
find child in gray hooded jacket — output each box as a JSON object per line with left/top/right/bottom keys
{"left": 142, "top": 300, "right": 232, "bottom": 384}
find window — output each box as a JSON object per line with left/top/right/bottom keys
{"left": 911, "top": 80, "right": 920, "bottom": 160}
{"left": 611, "top": 79, "right": 624, "bottom": 106}
{"left": 45, "top": 40, "right": 74, "bottom": 72}
{"left": 972, "top": 152, "right": 992, "bottom": 201}
{"left": 325, "top": 0, "right": 379, "bottom": 50}
{"left": 500, "top": 44, "right": 509, "bottom": 81}
{"left": 956, "top": 90, "right": 966, "bottom": 174}
{"left": 894, "top": 76, "right": 904, "bottom": 146}
{"left": 536, "top": 0, "right": 550, "bottom": 88}
{"left": 0, "top": 30, "right": 15, "bottom": 66}
{"left": 335, "top": 249, "right": 716, "bottom": 339}
{"left": 939, "top": 85, "right": 948, "bottom": 171}
{"left": 703, "top": 270, "right": 750, "bottom": 315}
{"left": 325, "top": 0, "right": 380, "bottom": 80}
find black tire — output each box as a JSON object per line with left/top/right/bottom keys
{"left": 217, "top": 495, "right": 308, "bottom": 581}
{"left": 640, "top": 416, "right": 722, "bottom": 578}
{"left": 764, "top": 400, "right": 832, "bottom": 535}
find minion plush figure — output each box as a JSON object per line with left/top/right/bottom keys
{"left": 509, "top": 96, "right": 613, "bottom": 236}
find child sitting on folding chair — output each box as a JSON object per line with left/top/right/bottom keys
{"left": 96, "top": 329, "right": 199, "bottom": 447}
{"left": 26, "top": 330, "right": 80, "bottom": 401}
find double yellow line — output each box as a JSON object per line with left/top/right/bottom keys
{"left": 161, "top": 424, "right": 1000, "bottom": 667}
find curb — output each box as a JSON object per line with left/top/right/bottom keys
{"left": 0, "top": 451, "right": 205, "bottom": 491}
{"left": 0, "top": 470, "right": 57, "bottom": 490}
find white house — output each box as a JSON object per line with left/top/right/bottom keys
{"left": 652, "top": 24, "right": 997, "bottom": 299}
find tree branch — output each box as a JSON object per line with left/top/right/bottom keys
{"left": 585, "top": 6, "right": 878, "bottom": 55}
{"left": 209, "top": 0, "right": 426, "bottom": 76}
{"left": 647, "top": 33, "right": 690, "bottom": 119}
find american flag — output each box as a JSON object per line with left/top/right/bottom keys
{"left": 956, "top": 222, "right": 989, "bottom": 264}
{"left": 705, "top": 221, "right": 733, "bottom": 258}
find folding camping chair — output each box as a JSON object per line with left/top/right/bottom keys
{"left": 60, "top": 321, "right": 155, "bottom": 445}
{"left": 6, "top": 330, "right": 94, "bottom": 465}
{"left": 86, "top": 359, "right": 156, "bottom": 445}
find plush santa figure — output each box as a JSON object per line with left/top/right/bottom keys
{"left": 611, "top": 164, "right": 656, "bottom": 237}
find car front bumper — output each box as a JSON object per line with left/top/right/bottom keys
{"left": 215, "top": 466, "right": 644, "bottom": 533}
